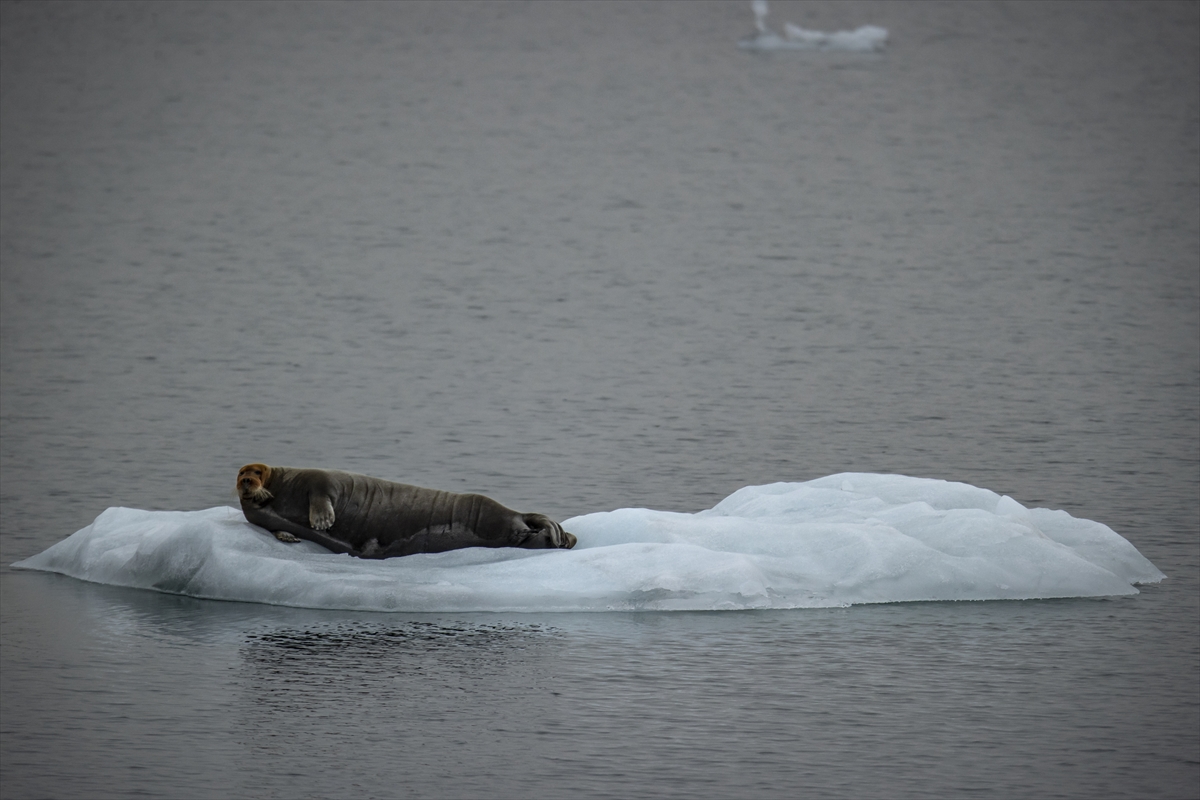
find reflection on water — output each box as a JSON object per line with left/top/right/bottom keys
{"left": 234, "top": 620, "right": 569, "bottom": 786}
{"left": 241, "top": 620, "right": 560, "bottom": 692}
{"left": 246, "top": 620, "right": 557, "bottom": 659}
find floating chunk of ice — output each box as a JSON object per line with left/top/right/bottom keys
{"left": 739, "top": 1, "right": 888, "bottom": 52}
{"left": 11, "top": 474, "right": 1164, "bottom": 612}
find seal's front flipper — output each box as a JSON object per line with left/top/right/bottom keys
{"left": 273, "top": 531, "right": 301, "bottom": 543}
{"left": 309, "top": 495, "right": 336, "bottom": 531}
{"left": 242, "top": 502, "right": 361, "bottom": 557}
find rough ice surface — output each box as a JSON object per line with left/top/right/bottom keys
{"left": 739, "top": 0, "right": 888, "bottom": 52}
{"left": 11, "top": 474, "right": 1164, "bottom": 612}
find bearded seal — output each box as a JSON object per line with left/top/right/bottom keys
{"left": 236, "top": 464, "right": 576, "bottom": 558}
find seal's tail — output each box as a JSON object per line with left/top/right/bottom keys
{"left": 522, "top": 513, "right": 577, "bottom": 549}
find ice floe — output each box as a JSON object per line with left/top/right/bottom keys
{"left": 739, "top": 0, "right": 888, "bottom": 52}
{"left": 12, "top": 473, "right": 1163, "bottom": 612}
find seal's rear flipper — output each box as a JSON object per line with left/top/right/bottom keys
{"left": 521, "top": 513, "right": 577, "bottom": 549}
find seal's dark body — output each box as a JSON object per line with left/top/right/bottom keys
{"left": 240, "top": 467, "right": 574, "bottom": 558}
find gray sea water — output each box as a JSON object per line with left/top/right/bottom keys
{"left": 2, "top": 1, "right": 1197, "bottom": 798}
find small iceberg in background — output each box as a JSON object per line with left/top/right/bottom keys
{"left": 11, "top": 473, "right": 1164, "bottom": 613}
{"left": 739, "top": 0, "right": 888, "bottom": 52}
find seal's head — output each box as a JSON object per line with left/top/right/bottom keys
{"left": 236, "top": 463, "right": 274, "bottom": 505}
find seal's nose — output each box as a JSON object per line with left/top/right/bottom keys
{"left": 562, "top": 531, "right": 578, "bottom": 549}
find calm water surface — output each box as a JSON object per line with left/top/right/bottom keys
{"left": 2, "top": 2, "right": 1197, "bottom": 798}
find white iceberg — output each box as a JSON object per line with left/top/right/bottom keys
{"left": 11, "top": 474, "right": 1163, "bottom": 612}
{"left": 739, "top": 0, "right": 888, "bottom": 52}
